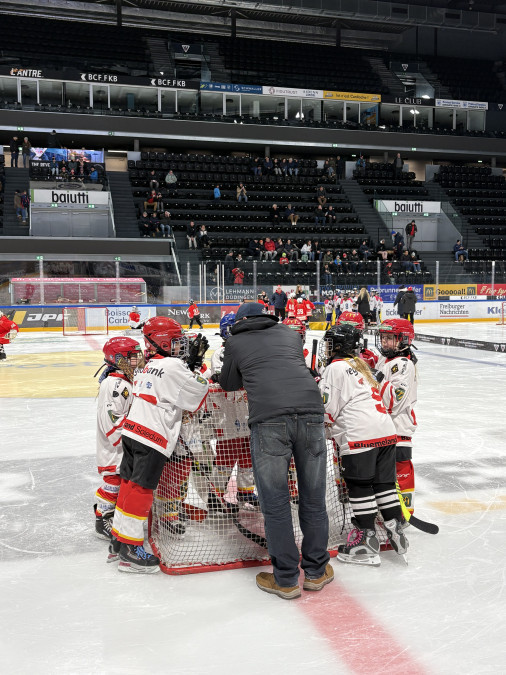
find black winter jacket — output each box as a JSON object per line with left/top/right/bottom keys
{"left": 219, "top": 315, "right": 324, "bottom": 426}
{"left": 402, "top": 290, "right": 417, "bottom": 314}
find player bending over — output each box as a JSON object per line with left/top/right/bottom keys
{"left": 94, "top": 337, "right": 143, "bottom": 540}
{"left": 319, "top": 324, "right": 408, "bottom": 566}
{"left": 375, "top": 319, "right": 418, "bottom": 516}
{"left": 108, "top": 317, "right": 209, "bottom": 573}
{"left": 0, "top": 311, "right": 19, "bottom": 360}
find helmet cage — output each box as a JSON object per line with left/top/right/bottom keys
{"left": 375, "top": 320, "right": 414, "bottom": 358}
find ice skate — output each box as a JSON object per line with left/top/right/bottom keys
{"left": 383, "top": 518, "right": 409, "bottom": 563}
{"left": 118, "top": 543, "right": 160, "bottom": 573}
{"left": 107, "top": 537, "right": 121, "bottom": 563}
{"left": 0, "top": 346, "right": 6, "bottom": 361}
{"left": 160, "top": 510, "right": 187, "bottom": 536}
{"left": 207, "top": 492, "right": 239, "bottom": 517}
{"left": 237, "top": 490, "right": 260, "bottom": 511}
{"left": 94, "top": 506, "right": 114, "bottom": 541}
{"left": 337, "top": 527, "right": 381, "bottom": 566}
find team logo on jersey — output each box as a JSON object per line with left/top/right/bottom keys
{"left": 195, "top": 375, "right": 207, "bottom": 385}
{"left": 322, "top": 392, "right": 329, "bottom": 404}
{"left": 395, "top": 387, "right": 405, "bottom": 401}
{"left": 121, "top": 387, "right": 129, "bottom": 400}
{"left": 108, "top": 411, "right": 120, "bottom": 424}
{"left": 391, "top": 364, "right": 399, "bottom": 374}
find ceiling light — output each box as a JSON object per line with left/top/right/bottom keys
{"left": 422, "top": 95, "right": 430, "bottom": 99}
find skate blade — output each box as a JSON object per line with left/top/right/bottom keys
{"left": 94, "top": 531, "right": 112, "bottom": 541}
{"left": 337, "top": 553, "right": 381, "bottom": 567}
{"left": 402, "top": 553, "right": 408, "bottom": 566}
{"left": 118, "top": 562, "right": 160, "bottom": 574}
{"left": 106, "top": 554, "right": 119, "bottom": 564}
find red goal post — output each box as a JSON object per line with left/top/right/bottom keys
{"left": 62, "top": 307, "right": 109, "bottom": 335}
{"left": 497, "top": 302, "right": 506, "bottom": 325}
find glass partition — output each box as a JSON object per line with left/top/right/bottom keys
{"left": 259, "top": 95, "right": 285, "bottom": 120}
{"left": 345, "top": 102, "right": 359, "bottom": 125}
{"left": 224, "top": 94, "right": 240, "bottom": 116}
{"left": 177, "top": 89, "right": 198, "bottom": 114}
{"left": 200, "top": 91, "right": 224, "bottom": 115}
{"left": 19, "top": 79, "right": 38, "bottom": 108}
{"left": 287, "top": 98, "right": 302, "bottom": 121}
{"left": 161, "top": 89, "right": 176, "bottom": 115}
{"left": 302, "top": 98, "right": 321, "bottom": 122}
{"left": 323, "top": 99, "right": 344, "bottom": 121}
{"left": 468, "top": 109, "right": 485, "bottom": 131}
{"left": 39, "top": 80, "right": 63, "bottom": 106}
{"left": 0, "top": 76, "right": 18, "bottom": 103}
{"left": 434, "top": 106, "right": 454, "bottom": 130}
{"left": 64, "top": 81, "right": 90, "bottom": 108}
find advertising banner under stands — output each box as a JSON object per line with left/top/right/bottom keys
{"left": 377, "top": 200, "right": 441, "bottom": 214}
{"left": 263, "top": 86, "right": 323, "bottom": 98}
{"left": 324, "top": 90, "right": 381, "bottom": 103}
{"left": 423, "top": 284, "right": 477, "bottom": 300}
{"left": 436, "top": 98, "right": 488, "bottom": 110}
{"left": 200, "top": 82, "right": 262, "bottom": 94}
{"left": 30, "top": 189, "right": 110, "bottom": 205}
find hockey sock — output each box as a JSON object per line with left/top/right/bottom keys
{"left": 346, "top": 481, "right": 377, "bottom": 530}
{"left": 95, "top": 474, "right": 121, "bottom": 516}
{"left": 116, "top": 482, "right": 154, "bottom": 546}
{"left": 112, "top": 479, "right": 131, "bottom": 539}
{"left": 396, "top": 460, "right": 415, "bottom": 514}
{"left": 375, "top": 483, "right": 403, "bottom": 522}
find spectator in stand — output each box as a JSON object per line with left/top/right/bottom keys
{"left": 349, "top": 249, "right": 360, "bottom": 273}
{"left": 271, "top": 285, "right": 288, "bottom": 320}
{"left": 270, "top": 203, "right": 281, "bottom": 225}
{"left": 159, "top": 210, "right": 172, "bottom": 238}
{"left": 224, "top": 250, "right": 235, "bottom": 284}
{"left": 165, "top": 170, "right": 177, "bottom": 191}
{"left": 88, "top": 166, "right": 99, "bottom": 183}
{"left": 376, "top": 239, "right": 389, "bottom": 261}
{"left": 454, "top": 240, "right": 469, "bottom": 262}
{"left": 9, "top": 136, "right": 19, "bottom": 167}
{"left": 301, "top": 240, "right": 315, "bottom": 262}
{"left": 50, "top": 157, "right": 59, "bottom": 176}
{"left": 288, "top": 158, "right": 299, "bottom": 176}
{"left": 59, "top": 166, "right": 68, "bottom": 181}
{"left": 237, "top": 183, "right": 248, "bottom": 202}
{"left": 213, "top": 184, "right": 221, "bottom": 200}
{"left": 322, "top": 249, "right": 334, "bottom": 264}
{"left": 280, "top": 158, "right": 289, "bottom": 175}
{"left": 341, "top": 252, "right": 350, "bottom": 273}
{"left": 275, "top": 238, "right": 285, "bottom": 257}
{"left": 138, "top": 211, "right": 152, "bottom": 237}
{"left": 236, "top": 253, "right": 244, "bottom": 264}
{"left": 285, "top": 239, "right": 299, "bottom": 261}
{"left": 14, "top": 190, "right": 22, "bottom": 221}
{"left": 405, "top": 220, "right": 417, "bottom": 251}
{"left": 325, "top": 205, "right": 337, "bottom": 224}
{"left": 148, "top": 213, "right": 160, "bottom": 238}
{"left": 67, "top": 156, "right": 77, "bottom": 173}
{"left": 324, "top": 158, "right": 335, "bottom": 178}
{"left": 392, "top": 152, "right": 404, "bottom": 179}
{"left": 252, "top": 157, "right": 262, "bottom": 176}
{"left": 263, "top": 156, "right": 273, "bottom": 175}
{"left": 77, "top": 157, "right": 85, "bottom": 178}
{"left": 260, "top": 237, "right": 276, "bottom": 261}
{"left": 285, "top": 203, "right": 299, "bottom": 225}
{"left": 336, "top": 155, "right": 345, "bottom": 180}
{"left": 323, "top": 264, "right": 333, "bottom": 286}
{"left": 279, "top": 252, "right": 289, "bottom": 266}
{"left": 393, "top": 230, "right": 405, "bottom": 259}
{"left": 20, "top": 190, "right": 30, "bottom": 223}
{"left": 273, "top": 159, "right": 282, "bottom": 175}
{"left": 46, "top": 130, "right": 62, "bottom": 148}
{"left": 198, "top": 224, "right": 210, "bottom": 248}
{"left": 316, "top": 185, "right": 327, "bottom": 206}
{"left": 355, "top": 155, "right": 366, "bottom": 177}
{"left": 187, "top": 221, "right": 198, "bottom": 249}
{"left": 334, "top": 254, "right": 342, "bottom": 270}
{"left": 411, "top": 251, "right": 421, "bottom": 272}
{"left": 248, "top": 239, "right": 261, "bottom": 258}
{"left": 21, "top": 137, "right": 31, "bottom": 168}
{"left": 232, "top": 266, "right": 244, "bottom": 285}
{"left": 359, "top": 240, "right": 371, "bottom": 262}
{"left": 313, "top": 240, "right": 322, "bottom": 261}
{"left": 149, "top": 170, "right": 159, "bottom": 192}
{"left": 314, "top": 204, "right": 326, "bottom": 226}
{"left": 144, "top": 190, "right": 159, "bottom": 212}
{"left": 401, "top": 250, "right": 415, "bottom": 272}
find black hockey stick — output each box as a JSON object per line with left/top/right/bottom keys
{"left": 396, "top": 481, "right": 439, "bottom": 535}
{"left": 310, "top": 339, "right": 318, "bottom": 372}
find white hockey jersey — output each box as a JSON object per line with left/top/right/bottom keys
{"left": 340, "top": 298, "right": 354, "bottom": 313}
{"left": 96, "top": 372, "right": 133, "bottom": 473}
{"left": 377, "top": 356, "right": 417, "bottom": 447}
{"left": 122, "top": 354, "right": 209, "bottom": 457}
{"left": 210, "top": 345, "right": 225, "bottom": 375}
{"left": 320, "top": 358, "right": 397, "bottom": 456}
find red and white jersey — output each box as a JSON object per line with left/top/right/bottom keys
{"left": 206, "top": 383, "right": 249, "bottom": 440}
{"left": 188, "top": 303, "right": 200, "bottom": 319}
{"left": 0, "top": 316, "right": 18, "bottom": 344}
{"left": 123, "top": 354, "right": 209, "bottom": 457}
{"left": 304, "top": 299, "right": 315, "bottom": 316}
{"left": 286, "top": 298, "right": 296, "bottom": 317}
{"left": 129, "top": 311, "right": 140, "bottom": 323}
{"left": 295, "top": 303, "right": 308, "bottom": 321}
{"left": 320, "top": 358, "right": 397, "bottom": 456}
{"left": 340, "top": 298, "right": 354, "bottom": 313}
{"left": 371, "top": 295, "right": 383, "bottom": 312}
{"left": 96, "top": 372, "right": 132, "bottom": 474}
{"left": 377, "top": 356, "right": 417, "bottom": 447}
{"left": 324, "top": 299, "right": 334, "bottom": 315}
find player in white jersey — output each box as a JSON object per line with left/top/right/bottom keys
{"left": 370, "top": 294, "right": 383, "bottom": 325}
{"left": 324, "top": 297, "right": 334, "bottom": 329}
{"left": 375, "top": 318, "right": 418, "bottom": 515}
{"left": 206, "top": 312, "right": 258, "bottom": 511}
{"left": 319, "top": 324, "right": 408, "bottom": 565}
{"left": 340, "top": 294, "right": 354, "bottom": 313}
{"left": 94, "top": 337, "right": 143, "bottom": 541}
{"left": 109, "top": 317, "right": 209, "bottom": 573}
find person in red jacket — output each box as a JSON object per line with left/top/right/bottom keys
{"left": 0, "top": 311, "right": 19, "bottom": 360}
{"left": 128, "top": 306, "right": 141, "bottom": 329}
{"left": 188, "top": 299, "right": 204, "bottom": 329}
{"left": 232, "top": 267, "right": 244, "bottom": 285}
{"left": 260, "top": 237, "right": 276, "bottom": 261}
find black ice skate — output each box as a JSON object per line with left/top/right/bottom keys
{"left": 237, "top": 491, "right": 260, "bottom": 511}
{"left": 207, "top": 492, "right": 239, "bottom": 517}
{"left": 383, "top": 518, "right": 409, "bottom": 563}
{"left": 107, "top": 537, "right": 121, "bottom": 563}
{"left": 0, "top": 346, "right": 6, "bottom": 361}
{"left": 160, "top": 506, "right": 187, "bottom": 536}
{"left": 337, "top": 527, "right": 381, "bottom": 566}
{"left": 94, "top": 506, "right": 114, "bottom": 541}
{"left": 118, "top": 543, "right": 160, "bottom": 574}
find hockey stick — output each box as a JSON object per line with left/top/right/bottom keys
{"left": 395, "top": 481, "right": 439, "bottom": 535}
{"left": 310, "top": 339, "right": 318, "bottom": 372}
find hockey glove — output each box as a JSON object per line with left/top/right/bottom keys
{"left": 361, "top": 348, "right": 378, "bottom": 368}
{"left": 210, "top": 372, "right": 221, "bottom": 384}
{"left": 187, "top": 334, "right": 209, "bottom": 371}
{"left": 371, "top": 368, "right": 385, "bottom": 384}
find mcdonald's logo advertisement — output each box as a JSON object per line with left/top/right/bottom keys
{"left": 423, "top": 284, "right": 477, "bottom": 300}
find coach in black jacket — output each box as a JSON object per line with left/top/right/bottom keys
{"left": 220, "top": 303, "right": 332, "bottom": 600}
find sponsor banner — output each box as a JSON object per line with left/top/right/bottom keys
{"left": 423, "top": 284, "right": 477, "bottom": 300}
{"left": 438, "top": 302, "right": 470, "bottom": 319}
{"left": 30, "top": 148, "right": 104, "bottom": 163}
{"left": 324, "top": 90, "right": 381, "bottom": 103}
{"left": 477, "top": 283, "right": 506, "bottom": 298}
{"left": 381, "top": 95, "right": 435, "bottom": 106}
{"left": 436, "top": 98, "right": 488, "bottom": 110}
{"left": 367, "top": 285, "right": 424, "bottom": 304}
{"left": 200, "top": 82, "right": 262, "bottom": 94}
{"left": 415, "top": 332, "right": 506, "bottom": 352}
{"left": 30, "top": 189, "right": 109, "bottom": 206}
{"left": 263, "top": 86, "right": 322, "bottom": 98}
{"left": 377, "top": 200, "right": 441, "bottom": 214}
{"left": 4, "top": 67, "right": 44, "bottom": 78}
{"left": 148, "top": 78, "right": 200, "bottom": 88}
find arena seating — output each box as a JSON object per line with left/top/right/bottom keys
{"left": 354, "top": 162, "right": 429, "bottom": 198}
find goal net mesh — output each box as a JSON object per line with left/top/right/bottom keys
{"left": 150, "top": 384, "right": 388, "bottom": 575}
{"left": 62, "top": 307, "right": 109, "bottom": 335}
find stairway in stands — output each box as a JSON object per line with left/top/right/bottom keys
{"left": 2, "top": 167, "right": 30, "bottom": 236}
{"left": 108, "top": 171, "right": 140, "bottom": 238}
{"left": 340, "top": 179, "right": 392, "bottom": 247}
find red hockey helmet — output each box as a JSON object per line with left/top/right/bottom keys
{"left": 337, "top": 311, "right": 365, "bottom": 332}
{"left": 376, "top": 318, "right": 415, "bottom": 357}
{"left": 282, "top": 317, "right": 306, "bottom": 340}
{"left": 142, "top": 317, "right": 188, "bottom": 357}
{"left": 103, "top": 336, "right": 142, "bottom": 367}
{"left": 0, "top": 315, "right": 18, "bottom": 342}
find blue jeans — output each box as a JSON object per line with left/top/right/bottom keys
{"left": 249, "top": 413, "right": 329, "bottom": 587}
{"left": 455, "top": 250, "right": 468, "bottom": 261}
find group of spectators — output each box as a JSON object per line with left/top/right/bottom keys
{"left": 138, "top": 210, "right": 172, "bottom": 238}
{"left": 251, "top": 157, "right": 300, "bottom": 176}
{"left": 46, "top": 157, "right": 103, "bottom": 184}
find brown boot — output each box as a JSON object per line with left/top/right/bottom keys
{"left": 256, "top": 572, "right": 301, "bottom": 599}
{"left": 303, "top": 563, "right": 334, "bottom": 591}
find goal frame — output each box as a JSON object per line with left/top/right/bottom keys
{"left": 497, "top": 302, "right": 506, "bottom": 325}
{"left": 62, "top": 306, "right": 109, "bottom": 336}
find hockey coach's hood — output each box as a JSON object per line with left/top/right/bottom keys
{"left": 230, "top": 314, "right": 278, "bottom": 335}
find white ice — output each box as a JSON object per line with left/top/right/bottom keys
{"left": 1, "top": 323, "right": 506, "bottom": 674}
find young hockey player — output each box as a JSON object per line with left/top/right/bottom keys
{"left": 0, "top": 311, "right": 19, "bottom": 360}
{"left": 337, "top": 311, "right": 378, "bottom": 368}
{"left": 324, "top": 296, "right": 334, "bottom": 330}
{"left": 109, "top": 317, "right": 209, "bottom": 573}
{"left": 285, "top": 292, "right": 297, "bottom": 319}
{"left": 375, "top": 319, "right": 418, "bottom": 515}
{"left": 128, "top": 306, "right": 141, "bottom": 330}
{"left": 294, "top": 296, "right": 308, "bottom": 324}
{"left": 94, "top": 337, "right": 143, "bottom": 540}
{"left": 302, "top": 294, "right": 315, "bottom": 328}
{"left": 319, "top": 323, "right": 408, "bottom": 565}
{"left": 188, "top": 299, "right": 204, "bottom": 329}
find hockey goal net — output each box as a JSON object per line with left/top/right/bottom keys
{"left": 497, "top": 302, "right": 506, "bottom": 325}
{"left": 62, "top": 307, "right": 109, "bottom": 335}
{"left": 149, "top": 384, "right": 388, "bottom": 575}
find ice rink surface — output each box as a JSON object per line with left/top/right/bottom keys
{"left": 1, "top": 320, "right": 506, "bottom": 675}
